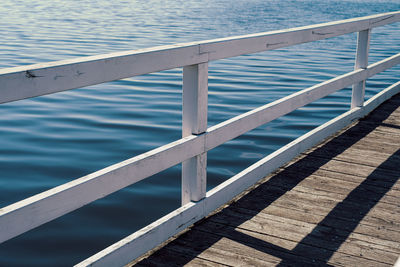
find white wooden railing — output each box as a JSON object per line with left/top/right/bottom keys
{"left": 1, "top": 11, "right": 400, "bottom": 266}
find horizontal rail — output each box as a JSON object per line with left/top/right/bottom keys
{"left": 0, "top": 135, "right": 204, "bottom": 243}
{"left": 0, "top": 51, "right": 398, "bottom": 244}
{"left": 198, "top": 11, "right": 399, "bottom": 61}
{"left": 0, "top": 11, "right": 399, "bottom": 104}
{"left": 78, "top": 80, "right": 400, "bottom": 267}
{"left": 205, "top": 52, "right": 400, "bottom": 150}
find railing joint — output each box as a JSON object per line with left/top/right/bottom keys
{"left": 192, "top": 131, "right": 206, "bottom": 136}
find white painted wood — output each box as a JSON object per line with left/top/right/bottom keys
{"left": 182, "top": 63, "right": 208, "bottom": 136}
{"left": 394, "top": 256, "right": 400, "bottom": 267}
{"left": 362, "top": 81, "right": 400, "bottom": 115}
{"left": 1, "top": 11, "right": 399, "bottom": 104}
{"left": 205, "top": 52, "right": 400, "bottom": 151}
{"left": 75, "top": 201, "right": 205, "bottom": 267}
{"left": 1, "top": 11, "right": 399, "bottom": 266}
{"left": 351, "top": 29, "right": 371, "bottom": 108}
{"left": 366, "top": 52, "right": 400, "bottom": 77}
{"left": 354, "top": 30, "right": 371, "bottom": 70}
{"left": 204, "top": 111, "right": 364, "bottom": 217}
{"left": 76, "top": 80, "right": 400, "bottom": 267}
{"left": 182, "top": 153, "right": 207, "bottom": 204}
{"left": 1, "top": 51, "right": 398, "bottom": 244}
{"left": 182, "top": 63, "right": 208, "bottom": 204}
{"left": 0, "top": 44, "right": 208, "bottom": 104}
{"left": 205, "top": 68, "right": 363, "bottom": 151}
{"left": 208, "top": 81, "right": 400, "bottom": 207}
{"left": 0, "top": 134, "right": 205, "bottom": 243}
{"left": 198, "top": 11, "right": 400, "bottom": 61}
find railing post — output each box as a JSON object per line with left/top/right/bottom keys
{"left": 351, "top": 29, "right": 371, "bottom": 109}
{"left": 181, "top": 63, "right": 208, "bottom": 205}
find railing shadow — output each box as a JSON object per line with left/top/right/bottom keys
{"left": 135, "top": 95, "right": 400, "bottom": 266}
{"left": 276, "top": 149, "right": 399, "bottom": 266}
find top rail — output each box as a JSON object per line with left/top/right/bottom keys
{"left": 0, "top": 11, "right": 399, "bottom": 104}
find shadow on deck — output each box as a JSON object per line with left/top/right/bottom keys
{"left": 134, "top": 94, "right": 400, "bottom": 266}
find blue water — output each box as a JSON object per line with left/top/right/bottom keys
{"left": 0, "top": 0, "right": 399, "bottom": 265}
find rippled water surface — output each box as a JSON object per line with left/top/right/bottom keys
{"left": 0, "top": 0, "right": 399, "bottom": 265}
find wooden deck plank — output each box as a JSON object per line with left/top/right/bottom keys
{"left": 311, "top": 136, "right": 400, "bottom": 156}
{"left": 132, "top": 94, "right": 400, "bottom": 266}
{"left": 326, "top": 131, "right": 400, "bottom": 147}
{"left": 236, "top": 204, "right": 400, "bottom": 248}
{"left": 230, "top": 183, "right": 400, "bottom": 234}
{"left": 264, "top": 170, "right": 399, "bottom": 202}
{"left": 195, "top": 221, "right": 394, "bottom": 266}
{"left": 292, "top": 156, "right": 398, "bottom": 182}
{"left": 280, "top": 172, "right": 400, "bottom": 198}
{"left": 135, "top": 248, "right": 230, "bottom": 267}
{"left": 180, "top": 228, "right": 353, "bottom": 266}
{"left": 306, "top": 146, "right": 400, "bottom": 171}
{"left": 280, "top": 167, "right": 400, "bottom": 191}
{"left": 165, "top": 233, "right": 286, "bottom": 266}
{"left": 208, "top": 208, "right": 399, "bottom": 259}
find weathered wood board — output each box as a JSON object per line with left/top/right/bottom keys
{"left": 133, "top": 93, "right": 400, "bottom": 266}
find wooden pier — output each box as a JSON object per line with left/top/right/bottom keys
{"left": 1, "top": 11, "right": 399, "bottom": 266}
{"left": 134, "top": 94, "right": 400, "bottom": 266}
